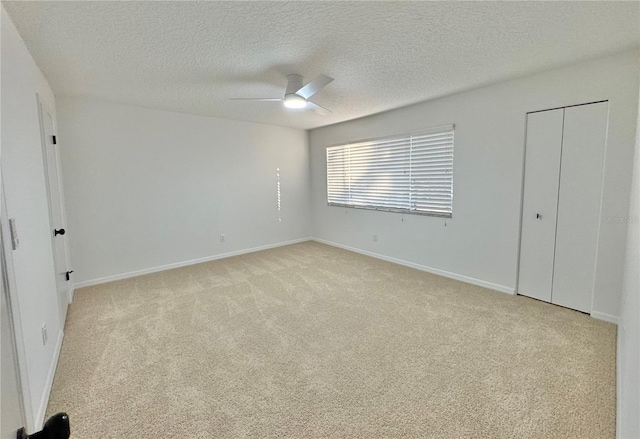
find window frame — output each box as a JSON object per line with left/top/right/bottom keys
{"left": 325, "top": 125, "right": 454, "bottom": 218}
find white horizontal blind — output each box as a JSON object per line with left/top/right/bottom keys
{"left": 409, "top": 129, "right": 454, "bottom": 216}
{"left": 327, "top": 125, "right": 454, "bottom": 217}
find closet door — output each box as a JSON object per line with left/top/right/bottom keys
{"left": 518, "top": 109, "right": 564, "bottom": 302}
{"left": 551, "top": 102, "right": 608, "bottom": 313}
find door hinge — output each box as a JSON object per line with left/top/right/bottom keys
{"left": 65, "top": 271, "right": 74, "bottom": 281}
{"left": 51, "top": 135, "right": 57, "bottom": 145}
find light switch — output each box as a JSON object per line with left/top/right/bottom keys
{"left": 9, "top": 218, "right": 19, "bottom": 250}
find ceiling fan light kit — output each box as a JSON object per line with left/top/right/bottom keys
{"left": 231, "top": 73, "right": 333, "bottom": 115}
{"left": 283, "top": 94, "right": 307, "bottom": 109}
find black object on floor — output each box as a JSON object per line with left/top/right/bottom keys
{"left": 17, "top": 413, "right": 70, "bottom": 439}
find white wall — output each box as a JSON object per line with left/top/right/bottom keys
{"left": 310, "top": 49, "right": 639, "bottom": 320}
{"left": 57, "top": 98, "right": 310, "bottom": 285}
{"left": 617, "top": 54, "right": 640, "bottom": 439}
{"left": 1, "top": 5, "right": 62, "bottom": 431}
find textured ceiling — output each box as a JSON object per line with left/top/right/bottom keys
{"left": 3, "top": 1, "right": 639, "bottom": 130}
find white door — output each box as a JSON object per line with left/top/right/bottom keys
{"left": 518, "top": 108, "right": 564, "bottom": 302}
{"left": 518, "top": 102, "right": 608, "bottom": 313}
{"left": 38, "top": 98, "right": 71, "bottom": 326}
{"left": 552, "top": 102, "right": 608, "bottom": 313}
{"left": 1, "top": 254, "right": 24, "bottom": 439}
{"left": 1, "top": 182, "right": 25, "bottom": 438}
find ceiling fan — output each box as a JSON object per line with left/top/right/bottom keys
{"left": 230, "top": 74, "right": 333, "bottom": 115}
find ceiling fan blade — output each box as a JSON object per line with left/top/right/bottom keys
{"left": 307, "top": 101, "right": 331, "bottom": 116}
{"left": 296, "top": 74, "right": 334, "bottom": 99}
{"left": 229, "top": 98, "right": 282, "bottom": 101}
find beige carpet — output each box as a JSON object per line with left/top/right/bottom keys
{"left": 47, "top": 241, "right": 616, "bottom": 438}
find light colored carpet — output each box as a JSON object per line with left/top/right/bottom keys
{"left": 47, "top": 241, "right": 616, "bottom": 438}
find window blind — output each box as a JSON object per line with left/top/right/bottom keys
{"left": 326, "top": 125, "right": 454, "bottom": 217}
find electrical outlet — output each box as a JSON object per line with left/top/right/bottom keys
{"left": 41, "top": 323, "right": 48, "bottom": 346}
{"left": 372, "top": 234, "right": 378, "bottom": 242}
{"left": 220, "top": 233, "right": 226, "bottom": 243}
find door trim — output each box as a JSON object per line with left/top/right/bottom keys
{"left": 526, "top": 99, "right": 608, "bottom": 115}
{"left": 589, "top": 103, "right": 611, "bottom": 316}
{"left": 513, "top": 114, "right": 528, "bottom": 295}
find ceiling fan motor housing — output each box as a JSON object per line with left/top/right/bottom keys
{"left": 284, "top": 74, "right": 307, "bottom": 108}
{"left": 285, "top": 74, "right": 304, "bottom": 95}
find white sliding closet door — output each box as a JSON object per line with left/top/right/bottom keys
{"left": 518, "top": 109, "right": 564, "bottom": 303}
{"left": 552, "top": 102, "right": 608, "bottom": 313}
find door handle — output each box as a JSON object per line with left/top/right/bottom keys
{"left": 536, "top": 213, "right": 542, "bottom": 220}
{"left": 54, "top": 228, "right": 65, "bottom": 236}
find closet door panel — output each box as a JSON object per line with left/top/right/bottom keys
{"left": 552, "top": 102, "right": 608, "bottom": 313}
{"left": 518, "top": 109, "right": 564, "bottom": 302}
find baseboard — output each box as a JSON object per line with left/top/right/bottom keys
{"left": 591, "top": 311, "right": 619, "bottom": 325}
{"left": 35, "top": 329, "right": 63, "bottom": 429}
{"left": 73, "top": 237, "right": 312, "bottom": 289}
{"left": 311, "top": 237, "right": 515, "bottom": 295}
{"left": 616, "top": 326, "right": 622, "bottom": 438}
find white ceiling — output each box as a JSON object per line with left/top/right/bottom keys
{"left": 3, "top": 1, "right": 639, "bottom": 130}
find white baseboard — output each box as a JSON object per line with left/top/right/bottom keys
{"left": 35, "top": 329, "right": 63, "bottom": 429}
{"left": 73, "top": 237, "right": 312, "bottom": 289}
{"left": 616, "top": 326, "right": 622, "bottom": 438}
{"left": 311, "top": 237, "right": 515, "bottom": 295}
{"left": 591, "top": 311, "right": 619, "bottom": 325}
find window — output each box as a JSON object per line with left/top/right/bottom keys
{"left": 326, "top": 125, "right": 454, "bottom": 217}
